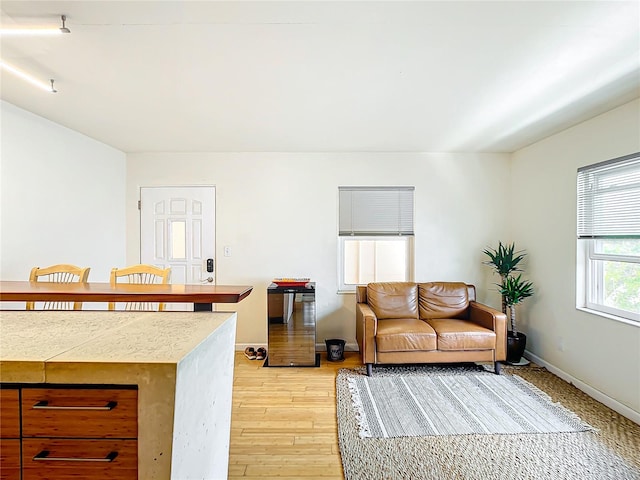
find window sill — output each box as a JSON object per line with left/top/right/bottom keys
{"left": 576, "top": 307, "right": 640, "bottom": 328}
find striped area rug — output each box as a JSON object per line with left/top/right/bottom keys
{"left": 348, "top": 373, "right": 595, "bottom": 438}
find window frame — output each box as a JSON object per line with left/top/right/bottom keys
{"left": 337, "top": 186, "right": 415, "bottom": 293}
{"left": 582, "top": 240, "right": 640, "bottom": 323}
{"left": 576, "top": 152, "right": 640, "bottom": 325}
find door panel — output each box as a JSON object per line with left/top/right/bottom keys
{"left": 140, "top": 186, "right": 216, "bottom": 311}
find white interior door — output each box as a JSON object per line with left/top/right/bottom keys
{"left": 140, "top": 186, "right": 216, "bottom": 310}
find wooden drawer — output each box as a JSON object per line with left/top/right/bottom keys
{"left": 0, "top": 389, "right": 20, "bottom": 438}
{"left": 0, "top": 439, "right": 20, "bottom": 480}
{"left": 22, "top": 388, "right": 137, "bottom": 439}
{"left": 22, "top": 438, "right": 137, "bottom": 480}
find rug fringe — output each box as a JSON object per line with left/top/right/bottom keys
{"left": 346, "top": 377, "right": 373, "bottom": 438}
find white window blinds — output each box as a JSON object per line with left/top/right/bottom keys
{"left": 339, "top": 186, "right": 414, "bottom": 236}
{"left": 577, "top": 152, "right": 640, "bottom": 239}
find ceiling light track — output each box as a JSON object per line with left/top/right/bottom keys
{"left": 0, "top": 61, "right": 58, "bottom": 93}
{"left": 0, "top": 15, "right": 71, "bottom": 36}
{"left": 60, "top": 15, "right": 70, "bottom": 33}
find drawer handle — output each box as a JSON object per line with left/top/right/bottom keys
{"left": 33, "top": 450, "right": 118, "bottom": 462}
{"left": 32, "top": 400, "right": 118, "bottom": 411}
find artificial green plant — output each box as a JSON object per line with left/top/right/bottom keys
{"left": 498, "top": 273, "right": 534, "bottom": 336}
{"left": 482, "top": 241, "right": 527, "bottom": 314}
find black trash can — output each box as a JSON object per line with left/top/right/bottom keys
{"left": 325, "top": 339, "right": 346, "bottom": 362}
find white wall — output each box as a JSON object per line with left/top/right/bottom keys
{"left": 126, "top": 152, "right": 510, "bottom": 348}
{"left": 0, "top": 101, "right": 126, "bottom": 285}
{"left": 4, "top": 94, "right": 637, "bottom": 421}
{"left": 511, "top": 99, "right": 640, "bottom": 418}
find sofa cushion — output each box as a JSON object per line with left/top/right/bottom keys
{"left": 427, "top": 318, "right": 496, "bottom": 350}
{"left": 367, "top": 282, "right": 419, "bottom": 320}
{"left": 418, "top": 282, "right": 469, "bottom": 319}
{"left": 376, "top": 318, "right": 437, "bottom": 352}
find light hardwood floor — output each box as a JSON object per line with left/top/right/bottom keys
{"left": 228, "top": 350, "right": 361, "bottom": 479}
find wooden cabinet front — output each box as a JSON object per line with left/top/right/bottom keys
{"left": 0, "top": 389, "right": 20, "bottom": 480}
{"left": 0, "top": 389, "right": 20, "bottom": 439}
{"left": 0, "top": 439, "right": 20, "bottom": 480}
{"left": 22, "top": 439, "right": 137, "bottom": 480}
{"left": 1, "top": 385, "right": 138, "bottom": 479}
{"left": 22, "top": 388, "right": 137, "bottom": 439}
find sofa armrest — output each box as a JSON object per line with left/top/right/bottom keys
{"left": 356, "top": 302, "right": 378, "bottom": 365}
{"left": 469, "top": 301, "right": 507, "bottom": 361}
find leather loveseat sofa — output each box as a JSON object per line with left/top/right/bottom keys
{"left": 356, "top": 282, "right": 506, "bottom": 375}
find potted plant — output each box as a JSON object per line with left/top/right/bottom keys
{"left": 482, "top": 242, "right": 526, "bottom": 314}
{"left": 498, "top": 274, "right": 534, "bottom": 364}
{"left": 483, "top": 242, "right": 534, "bottom": 364}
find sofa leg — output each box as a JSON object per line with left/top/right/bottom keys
{"left": 366, "top": 363, "right": 373, "bottom": 376}
{"left": 494, "top": 361, "right": 502, "bottom": 375}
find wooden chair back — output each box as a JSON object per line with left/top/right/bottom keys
{"left": 109, "top": 264, "right": 171, "bottom": 311}
{"left": 27, "top": 264, "right": 91, "bottom": 310}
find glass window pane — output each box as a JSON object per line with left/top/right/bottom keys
{"left": 342, "top": 238, "right": 409, "bottom": 286}
{"left": 595, "top": 239, "right": 640, "bottom": 257}
{"left": 358, "top": 241, "right": 376, "bottom": 284}
{"left": 375, "top": 241, "right": 407, "bottom": 281}
{"left": 343, "top": 240, "right": 360, "bottom": 285}
{"left": 600, "top": 260, "right": 640, "bottom": 314}
{"left": 170, "top": 221, "right": 186, "bottom": 260}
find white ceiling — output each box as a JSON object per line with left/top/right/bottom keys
{"left": 1, "top": 1, "right": 639, "bottom": 153}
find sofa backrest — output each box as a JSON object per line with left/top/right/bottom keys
{"left": 356, "top": 285, "right": 368, "bottom": 304}
{"left": 367, "top": 282, "right": 418, "bottom": 319}
{"left": 467, "top": 284, "right": 476, "bottom": 302}
{"left": 418, "top": 282, "right": 470, "bottom": 319}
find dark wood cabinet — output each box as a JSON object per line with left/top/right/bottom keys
{"left": 1, "top": 385, "right": 138, "bottom": 480}
{"left": 22, "top": 439, "right": 137, "bottom": 480}
{"left": 0, "top": 389, "right": 20, "bottom": 480}
{"left": 22, "top": 388, "right": 137, "bottom": 439}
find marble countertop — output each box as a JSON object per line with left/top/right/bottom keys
{"left": 0, "top": 310, "right": 235, "bottom": 383}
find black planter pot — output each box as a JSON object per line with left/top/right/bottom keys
{"left": 506, "top": 332, "right": 527, "bottom": 364}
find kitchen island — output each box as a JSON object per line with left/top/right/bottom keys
{"left": 0, "top": 310, "right": 237, "bottom": 479}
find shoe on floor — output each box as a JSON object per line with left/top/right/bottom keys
{"left": 244, "top": 347, "right": 256, "bottom": 360}
{"left": 256, "top": 347, "right": 267, "bottom": 361}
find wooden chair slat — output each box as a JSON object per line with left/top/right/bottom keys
{"left": 27, "top": 264, "right": 90, "bottom": 310}
{"left": 109, "top": 264, "right": 171, "bottom": 311}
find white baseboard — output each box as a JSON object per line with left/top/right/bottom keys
{"left": 236, "top": 342, "right": 359, "bottom": 352}
{"left": 524, "top": 350, "right": 640, "bottom": 425}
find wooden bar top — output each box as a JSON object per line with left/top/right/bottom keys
{"left": 0, "top": 281, "right": 253, "bottom": 304}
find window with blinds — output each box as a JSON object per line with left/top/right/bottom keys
{"left": 576, "top": 152, "right": 640, "bottom": 324}
{"left": 577, "top": 152, "right": 640, "bottom": 239}
{"left": 338, "top": 187, "right": 415, "bottom": 292}
{"left": 339, "top": 187, "right": 414, "bottom": 236}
